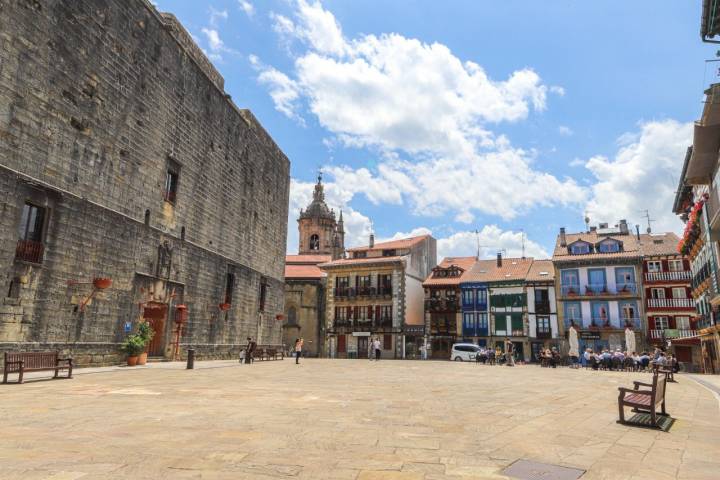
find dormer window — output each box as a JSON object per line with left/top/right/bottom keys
{"left": 597, "top": 239, "right": 621, "bottom": 253}
{"left": 382, "top": 249, "right": 396, "bottom": 257}
{"left": 569, "top": 241, "right": 591, "bottom": 255}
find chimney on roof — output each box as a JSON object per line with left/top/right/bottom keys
{"left": 599, "top": 222, "right": 608, "bottom": 229}
{"left": 559, "top": 227, "right": 567, "bottom": 247}
{"left": 369, "top": 233, "right": 375, "bottom": 248}
{"left": 635, "top": 224, "right": 641, "bottom": 242}
{"left": 590, "top": 226, "right": 597, "bottom": 233}
{"left": 619, "top": 219, "right": 629, "bottom": 235}
{"left": 496, "top": 252, "right": 502, "bottom": 268}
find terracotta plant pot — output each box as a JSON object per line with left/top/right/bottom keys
{"left": 127, "top": 355, "right": 139, "bottom": 367}
{"left": 219, "top": 303, "right": 231, "bottom": 311}
{"left": 137, "top": 352, "right": 148, "bottom": 365}
{"left": 93, "top": 278, "right": 113, "bottom": 289}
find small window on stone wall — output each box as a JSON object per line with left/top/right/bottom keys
{"left": 224, "top": 272, "right": 235, "bottom": 305}
{"left": 7, "top": 278, "right": 20, "bottom": 299}
{"left": 164, "top": 159, "right": 180, "bottom": 204}
{"left": 259, "top": 277, "right": 267, "bottom": 312}
{"left": 288, "top": 306, "right": 297, "bottom": 326}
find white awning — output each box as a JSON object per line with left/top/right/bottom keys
{"left": 686, "top": 122, "right": 720, "bottom": 185}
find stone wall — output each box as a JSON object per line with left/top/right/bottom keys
{"left": 0, "top": 0, "right": 289, "bottom": 366}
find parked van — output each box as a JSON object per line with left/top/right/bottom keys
{"left": 451, "top": 343, "right": 481, "bottom": 361}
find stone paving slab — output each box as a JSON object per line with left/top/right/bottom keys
{"left": 1, "top": 359, "right": 719, "bottom": 479}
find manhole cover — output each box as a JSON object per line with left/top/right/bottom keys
{"left": 502, "top": 459, "right": 585, "bottom": 480}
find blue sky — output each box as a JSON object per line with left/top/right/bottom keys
{"left": 154, "top": 0, "right": 715, "bottom": 259}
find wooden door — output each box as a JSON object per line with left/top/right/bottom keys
{"left": 357, "top": 337, "right": 368, "bottom": 358}
{"left": 143, "top": 303, "right": 168, "bottom": 357}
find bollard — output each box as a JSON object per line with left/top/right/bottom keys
{"left": 186, "top": 348, "right": 195, "bottom": 369}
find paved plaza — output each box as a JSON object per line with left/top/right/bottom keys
{"left": 1, "top": 359, "right": 719, "bottom": 480}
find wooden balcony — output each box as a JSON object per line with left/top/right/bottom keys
{"left": 425, "top": 297, "right": 459, "bottom": 313}
{"left": 647, "top": 298, "right": 694, "bottom": 309}
{"left": 15, "top": 239, "right": 44, "bottom": 264}
{"left": 334, "top": 287, "right": 393, "bottom": 299}
{"left": 644, "top": 271, "right": 691, "bottom": 282}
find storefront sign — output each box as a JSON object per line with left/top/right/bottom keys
{"left": 352, "top": 332, "right": 371, "bottom": 337}
{"left": 403, "top": 326, "right": 425, "bottom": 335}
{"left": 580, "top": 331, "right": 600, "bottom": 339}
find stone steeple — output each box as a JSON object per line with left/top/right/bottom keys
{"left": 297, "top": 173, "right": 345, "bottom": 259}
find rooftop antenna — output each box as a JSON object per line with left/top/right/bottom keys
{"left": 520, "top": 229, "right": 526, "bottom": 259}
{"left": 641, "top": 209, "right": 654, "bottom": 234}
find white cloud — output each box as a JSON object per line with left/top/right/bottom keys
{"left": 257, "top": 0, "right": 584, "bottom": 221}
{"left": 584, "top": 119, "right": 692, "bottom": 234}
{"left": 209, "top": 7, "right": 228, "bottom": 26}
{"left": 202, "top": 28, "right": 224, "bottom": 52}
{"left": 238, "top": 1, "right": 255, "bottom": 17}
{"left": 382, "top": 226, "right": 548, "bottom": 260}
{"left": 558, "top": 125, "right": 573, "bottom": 136}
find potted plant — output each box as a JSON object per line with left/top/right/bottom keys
{"left": 121, "top": 334, "right": 145, "bottom": 366}
{"left": 136, "top": 321, "right": 155, "bottom": 365}
{"left": 93, "top": 277, "right": 113, "bottom": 289}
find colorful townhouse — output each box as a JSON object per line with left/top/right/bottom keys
{"left": 461, "top": 255, "right": 534, "bottom": 361}
{"left": 553, "top": 221, "right": 644, "bottom": 354}
{"left": 320, "top": 234, "right": 437, "bottom": 359}
{"left": 422, "top": 256, "right": 477, "bottom": 359}
{"left": 640, "top": 232, "right": 700, "bottom": 370}
{"left": 525, "top": 260, "right": 560, "bottom": 359}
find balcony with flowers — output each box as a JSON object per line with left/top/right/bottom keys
{"left": 677, "top": 197, "right": 706, "bottom": 259}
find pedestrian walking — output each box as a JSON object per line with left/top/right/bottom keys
{"left": 373, "top": 337, "right": 382, "bottom": 361}
{"left": 294, "top": 338, "right": 304, "bottom": 364}
{"left": 505, "top": 338, "right": 515, "bottom": 367}
{"left": 245, "top": 337, "right": 256, "bottom": 364}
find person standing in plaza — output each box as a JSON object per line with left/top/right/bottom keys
{"left": 245, "top": 337, "right": 256, "bottom": 364}
{"left": 294, "top": 338, "right": 303, "bottom": 364}
{"left": 373, "top": 337, "right": 382, "bottom": 361}
{"left": 504, "top": 338, "right": 515, "bottom": 367}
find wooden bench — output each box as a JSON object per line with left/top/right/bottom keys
{"left": 3, "top": 352, "right": 73, "bottom": 384}
{"left": 250, "top": 345, "right": 285, "bottom": 362}
{"left": 617, "top": 372, "right": 667, "bottom": 428}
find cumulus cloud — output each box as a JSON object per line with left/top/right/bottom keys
{"left": 202, "top": 28, "right": 224, "bottom": 52}
{"left": 209, "top": 7, "right": 228, "bottom": 26}
{"left": 255, "top": 0, "right": 584, "bottom": 222}
{"left": 583, "top": 119, "right": 692, "bottom": 234}
{"left": 238, "top": 1, "right": 255, "bottom": 17}
{"left": 381, "top": 226, "right": 548, "bottom": 260}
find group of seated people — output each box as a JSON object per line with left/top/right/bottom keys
{"left": 538, "top": 348, "right": 562, "bottom": 368}
{"left": 583, "top": 347, "right": 679, "bottom": 372}
{"left": 474, "top": 347, "right": 506, "bottom": 365}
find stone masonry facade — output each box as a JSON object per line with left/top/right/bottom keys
{"left": 0, "top": 0, "right": 290, "bottom": 366}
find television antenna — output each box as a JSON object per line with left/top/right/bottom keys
{"left": 640, "top": 209, "right": 654, "bottom": 234}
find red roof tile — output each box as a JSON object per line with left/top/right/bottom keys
{"left": 422, "top": 256, "right": 477, "bottom": 286}
{"left": 286, "top": 254, "right": 332, "bottom": 264}
{"left": 464, "top": 258, "right": 533, "bottom": 283}
{"left": 285, "top": 264, "right": 326, "bottom": 280}
{"left": 346, "top": 234, "right": 431, "bottom": 252}
{"left": 319, "top": 256, "right": 405, "bottom": 268}
{"left": 526, "top": 259, "right": 555, "bottom": 282}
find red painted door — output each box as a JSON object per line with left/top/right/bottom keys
{"left": 143, "top": 303, "right": 168, "bottom": 357}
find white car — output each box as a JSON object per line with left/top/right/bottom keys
{"left": 451, "top": 343, "right": 481, "bottom": 361}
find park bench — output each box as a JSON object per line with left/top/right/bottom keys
{"left": 617, "top": 371, "right": 667, "bottom": 428}
{"left": 251, "top": 345, "right": 285, "bottom": 362}
{"left": 3, "top": 352, "right": 73, "bottom": 384}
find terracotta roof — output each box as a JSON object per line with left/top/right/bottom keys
{"left": 463, "top": 258, "right": 533, "bottom": 283}
{"left": 319, "top": 256, "right": 405, "bottom": 268}
{"left": 422, "top": 256, "right": 477, "bottom": 287}
{"left": 552, "top": 231, "right": 642, "bottom": 262}
{"left": 346, "top": 234, "right": 431, "bottom": 252}
{"left": 526, "top": 259, "right": 555, "bottom": 282}
{"left": 637, "top": 233, "right": 681, "bottom": 257}
{"left": 286, "top": 254, "right": 332, "bottom": 264}
{"left": 285, "top": 264, "right": 325, "bottom": 280}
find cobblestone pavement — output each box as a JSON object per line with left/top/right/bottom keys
{"left": 1, "top": 359, "right": 718, "bottom": 479}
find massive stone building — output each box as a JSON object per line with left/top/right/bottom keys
{"left": 0, "top": 0, "right": 290, "bottom": 365}
{"left": 282, "top": 176, "right": 341, "bottom": 357}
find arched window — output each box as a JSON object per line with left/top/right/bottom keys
{"left": 309, "top": 234, "right": 320, "bottom": 251}
{"left": 288, "top": 306, "right": 297, "bottom": 326}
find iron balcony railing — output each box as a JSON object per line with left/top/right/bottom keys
{"left": 334, "top": 287, "right": 393, "bottom": 298}
{"left": 648, "top": 329, "right": 698, "bottom": 340}
{"left": 647, "top": 298, "right": 694, "bottom": 309}
{"left": 565, "top": 317, "right": 641, "bottom": 330}
{"left": 334, "top": 317, "right": 393, "bottom": 329}
{"left": 561, "top": 283, "right": 637, "bottom": 296}
{"left": 15, "top": 239, "right": 44, "bottom": 264}
{"left": 425, "top": 298, "right": 459, "bottom": 312}
{"left": 534, "top": 302, "right": 551, "bottom": 314}
{"left": 645, "top": 271, "right": 691, "bottom": 282}
{"left": 535, "top": 330, "right": 552, "bottom": 339}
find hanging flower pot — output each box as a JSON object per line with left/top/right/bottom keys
{"left": 93, "top": 278, "right": 113, "bottom": 289}
{"left": 219, "top": 303, "right": 231, "bottom": 311}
